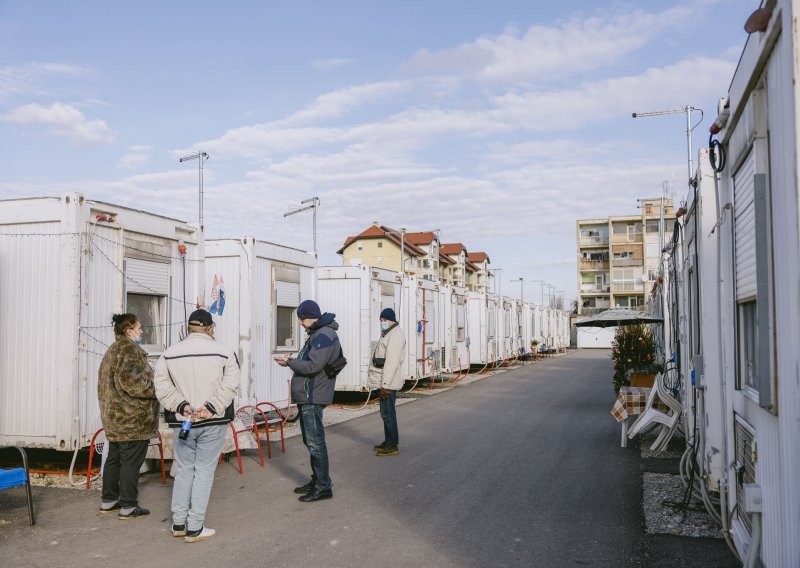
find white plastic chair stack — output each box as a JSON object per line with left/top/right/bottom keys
{"left": 627, "top": 370, "right": 682, "bottom": 451}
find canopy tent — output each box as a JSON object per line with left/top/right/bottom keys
{"left": 574, "top": 308, "right": 663, "bottom": 328}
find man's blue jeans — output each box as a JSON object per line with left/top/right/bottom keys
{"left": 172, "top": 424, "right": 227, "bottom": 531}
{"left": 299, "top": 404, "right": 331, "bottom": 491}
{"left": 379, "top": 389, "right": 399, "bottom": 446}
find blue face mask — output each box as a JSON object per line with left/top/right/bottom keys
{"left": 133, "top": 336, "right": 142, "bottom": 344}
{"left": 380, "top": 322, "right": 390, "bottom": 331}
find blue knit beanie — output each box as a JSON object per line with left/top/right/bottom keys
{"left": 297, "top": 300, "right": 322, "bottom": 319}
{"left": 379, "top": 308, "right": 397, "bottom": 322}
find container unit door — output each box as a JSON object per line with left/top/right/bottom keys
{"left": 487, "top": 300, "right": 497, "bottom": 361}
{"left": 81, "top": 226, "right": 123, "bottom": 445}
{"left": 454, "top": 294, "right": 467, "bottom": 369}
{"left": 318, "top": 276, "right": 361, "bottom": 391}
{"left": 423, "top": 289, "right": 439, "bottom": 371}
{"left": 271, "top": 264, "right": 302, "bottom": 400}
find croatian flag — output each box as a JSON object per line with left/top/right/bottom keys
{"left": 210, "top": 275, "right": 226, "bottom": 316}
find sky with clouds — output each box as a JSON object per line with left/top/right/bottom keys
{"left": 0, "top": 1, "right": 756, "bottom": 305}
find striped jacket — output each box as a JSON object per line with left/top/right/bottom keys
{"left": 153, "top": 332, "right": 240, "bottom": 428}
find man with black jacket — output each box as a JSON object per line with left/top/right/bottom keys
{"left": 276, "top": 299, "right": 341, "bottom": 503}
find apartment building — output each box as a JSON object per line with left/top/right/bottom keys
{"left": 337, "top": 224, "right": 425, "bottom": 273}
{"left": 338, "top": 225, "right": 491, "bottom": 289}
{"left": 576, "top": 198, "right": 674, "bottom": 315}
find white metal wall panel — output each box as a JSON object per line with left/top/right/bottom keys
{"left": 733, "top": 150, "right": 757, "bottom": 299}
{"left": 0, "top": 223, "right": 67, "bottom": 447}
{"left": 760, "top": 28, "right": 797, "bottom": 566}
{"left": 205, "top": 254, "right": 242, "bottom": 393}
{"left": 318, "top": 273, "right": 365, "bottom": 391}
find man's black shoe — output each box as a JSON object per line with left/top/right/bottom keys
{"left": 373, "top": 442, "right": 388, "bottom": 451}
{"left": 293, "top": 480, "right": 316, "bottom": 494}
{"left": 298, "top": 488, "right": 333, "bottom": 503}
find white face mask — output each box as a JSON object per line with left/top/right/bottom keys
{"left": 380, "top": 322, "right": 390, "bottom": 331}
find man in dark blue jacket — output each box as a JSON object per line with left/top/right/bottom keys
{"left": 276, "top": 300, "right": 340, "bottom": 502}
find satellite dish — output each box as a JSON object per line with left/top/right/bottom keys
{"left": 744, "top": 8, "right": 771, "bottom": 33}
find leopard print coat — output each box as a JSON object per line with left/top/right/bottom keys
{"left": 97, "top": 335, "right": 159, "bottom": 442}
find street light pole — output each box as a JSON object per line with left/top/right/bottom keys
{"left": 179, "top": 151, "right": 209, "bottom": 228}
{"left": 513, "top": 277, "right": 524, "bottom": 302}
{"left": 284, "top": 197, "right": 320, "bottom": 259}
{"left": 632, "top": 105, "right": 699, "bottom": 187}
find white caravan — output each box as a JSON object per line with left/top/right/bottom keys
{"left": 441, "top": 285, "right": 469, "bottom": 373}
{"left": 204, "top": 237, "right": 315, "bottom": 408}
{"left": 403, "top": 277, "right": 443, "bottom": 379}
{"left": 316, "top": 265, "right": 406, "bottom": 392}
{"left": 0, "top": 194, "right": 202, "bottom": 451}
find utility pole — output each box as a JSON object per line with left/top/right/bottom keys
{"left": 284, "top": 197, "right": 320, "bottom": 259}
{"left": 179, "top": 151, "right": 209, "bottom": 228}
{"left": 513, "top": 277, "right": 524, "bottom": 302}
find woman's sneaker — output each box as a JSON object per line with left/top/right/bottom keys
{"left": 185, "top": 526, "right": 216, "bottom": 543}
{"left": 118, "top": 506, "right": 150, "bottom": 519}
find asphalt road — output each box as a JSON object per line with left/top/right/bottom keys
{"left": 0, "top": 350, "right": 738, "bottom": 567}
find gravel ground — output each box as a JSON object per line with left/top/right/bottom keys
{"left": 643, "top": 472, "right": 724, "bottom": 538}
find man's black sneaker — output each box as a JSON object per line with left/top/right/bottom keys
{"left": 298, "top": 488, "right": 333, "bottom": 503}
{"left": 171, "top": 524, "right": 187, "bottom": 537}
{"left": 293, "top": 480, "right": 316, "bottom": 494}
{"left": 118, "top": 506, "right": 150, "bottom": 519}
{"left": 373, "top": 442, "right": 388, "bottom": 451}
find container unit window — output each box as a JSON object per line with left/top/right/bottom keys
{"left": 733, "top": 140, "right": 774, "bottom": 408}
{"left": 274, "top": 266, "right": 300, "bottom": 352}
{"left": 124, "top": 258, "right": 169, "bottom": 352}
{"left": 126, "top": 293, "right": 165, "bottom": 350}
{"left": 456, "top": 301, "right": 466, "bottom": 342}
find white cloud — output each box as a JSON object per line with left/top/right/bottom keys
{"left": 404, "top": 5, "right": 696, "bottom": 83}
{"left": 489, "top": 56, "right": 736, "bottom": 130}
{"left": 0, "top": 62, "right": 92, "bottom": 99}
{"left": 311, "top": 58, "right": 354, "bottom": 70}
{"left": 2, "top": 102, "right": 114, "bottom": 144}
{"left": 117, "top": 145, "right": 153, "bottom": 168}
{"left": 280, "top": 80, "right": 412, "bottom": 126}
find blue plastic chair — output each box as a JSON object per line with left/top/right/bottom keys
{"left": 0, "top": 446, "right": 35, "bottom": 525}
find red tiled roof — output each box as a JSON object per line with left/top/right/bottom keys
{"left": 440, "top": 243, "right": 466, "bottom": 255}
{"left": 465, "top": 260, "right": 480, "bottom": 272}
{"left": 337, "top": 224, "right": 425, "bottom": 256}
{"left": 438, "top": 251, "right": 455, "bottom": 265}
{"left": 467, "top": 251, "right": 489, "bottom": 263}
{"left": 404, "top": 231, "right": 436, "bottom": 246}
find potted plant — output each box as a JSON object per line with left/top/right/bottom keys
{"left": 610, "top": 324, "right": 660, "bottom": 393}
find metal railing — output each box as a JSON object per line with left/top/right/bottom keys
{"left": 611, "top": 258, "right": 643, "bottom": 267}
{"left": 579, "top": 236, "right": 609, "bottom": 246}
{"left": 579, "top": 284, "right": 611, "bottom": 293}
{"left": 579, "top": 260, "right": 608, "bottom": 270}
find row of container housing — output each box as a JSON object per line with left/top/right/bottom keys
{"left": 0, "top": 195, "right": 570, "bottom": 452}
{"left": 652, "top": 5, "right": 800, "bottom": 564}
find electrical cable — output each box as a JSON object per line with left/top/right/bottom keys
{"left": 709, "top": 134, "right": 727, "bottom": 173}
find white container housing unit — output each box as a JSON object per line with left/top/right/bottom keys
{"left": 406, "top": 277, "right": 443, "bottom": 379}
{"left": 466, "top": 291, "right": 490, "bottom": 367}
{"left": 440, "top": 285, "right": 470, "bottom": 373}
{"left": 316, "top": 265, "right": 406, "bottom": 392}
{"left": 658, "top": 6, "right": 800, "bottom": 562}
{"left": 0, "top": 194, "right": 202, "bottom": 451}
{"left": 204, "top": 237, "right": 315, "bottom": 408}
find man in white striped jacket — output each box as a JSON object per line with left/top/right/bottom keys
{"left": 154, "top": 309, "right": 240, "bottom": 543}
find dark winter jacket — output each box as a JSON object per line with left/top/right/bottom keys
{"left": 288, "top": 313, "right": 341, "bottom": 405}
{"left": 98, "top": 335, "right": 159, "bottom": 442}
